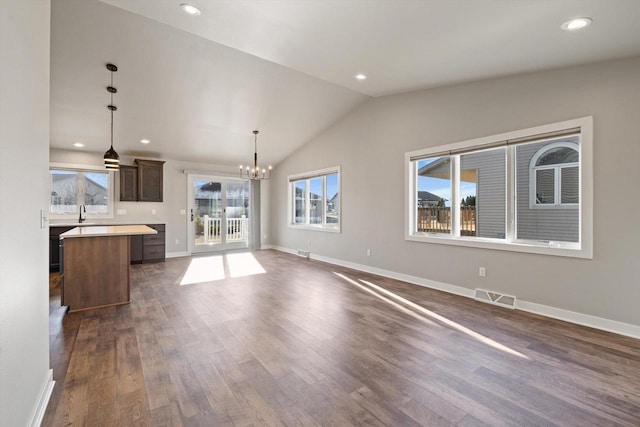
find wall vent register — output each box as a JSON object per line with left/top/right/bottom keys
{"left": 474, "top": 288, "right": 517, "bottom": 309}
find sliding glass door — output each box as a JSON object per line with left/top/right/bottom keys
{"left": 188, "top": 175, "right": 250, "bottom": 253}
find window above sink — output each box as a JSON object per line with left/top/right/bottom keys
{"left": 50, "top": 163, "right": 115, "bottom": 220}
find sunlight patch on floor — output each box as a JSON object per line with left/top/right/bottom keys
{"left": 227, "top": 252, "right": 266, "bottom": 278}
{"left": 334, "top": 272, "right": 439, "bottom": 327}
{"left": 179, "top": 255, "right": 225, "bottom": 285}
{"left": 178, "top": 252, "right": 267, "bottom": 285}
{"left": 334, "top": 272, "right": 529, "bottom": 359}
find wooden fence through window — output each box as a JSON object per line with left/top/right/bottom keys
{"left": 417, "top": 206, "right": 475, "bottom": 236}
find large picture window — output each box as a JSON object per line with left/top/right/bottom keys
{"left": 405, "top": 117, "right": 592, "bottom": 258}
{"left": 50, "top": 166, "right": 114, "bottom": 218}
{"left": 289, "top": 166, "right": 340, "bottom": 232}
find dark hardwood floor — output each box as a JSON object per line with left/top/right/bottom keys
{"left": 43, "top": 250, "right": 640, "bottom": 426}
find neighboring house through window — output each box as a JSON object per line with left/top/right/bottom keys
{"left": 529, "top": 141, "right": 579, "bottom": 207}
{"left": 50, "top": 166, "right": 114, "bottom": 218}
{"left": 518, "top": 139, "right": 580, "bottom": 243}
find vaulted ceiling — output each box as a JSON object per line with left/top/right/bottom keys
{"left": 50, "top": 0, "right": 640, "bottom": 166}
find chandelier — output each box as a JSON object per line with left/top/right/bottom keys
{"left": 239, "top": 130, "right": 272, "bottom": 180}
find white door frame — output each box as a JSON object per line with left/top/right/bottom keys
{"left": 187, "top": 174, "right": 250, "bottom": 254}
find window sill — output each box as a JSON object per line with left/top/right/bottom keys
{"left": 288, "top": 224, "right": 341, "bottom": 233}
{"left": 406, "top": 233, "right": 591, "bottom": 259}
{"left": 529, "top": 204, "right": 579, "bottom": 210}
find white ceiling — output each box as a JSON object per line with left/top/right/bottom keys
{"left": 50, "top": 0, "right": 640, "bottom": 166}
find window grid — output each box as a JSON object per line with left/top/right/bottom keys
{"left": 405, "top": 117, "right": 592, "bottom": 258}
{"left": 50, "top": 167, "right": 114, "bottom": 218}
{"left": 288, "top": 167, "right": 340, "bottom": 232}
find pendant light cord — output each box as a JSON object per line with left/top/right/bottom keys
{"left": 254, "top": 132, "right": 258, "bottom": 176}
{"left": 110, "top": 69, "right": 114, "bottom": 149}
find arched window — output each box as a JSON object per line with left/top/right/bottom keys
{"left": 529, "top": 142, "right": 579, "bottom": 208}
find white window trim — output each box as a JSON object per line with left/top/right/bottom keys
{"left": 49, "top": 162, "right": 115, "bottom": 220}
{"left": 529, "top": 141, "right": 579, "bottom": 209}
{"left": 405, "top": 117, "right": 593, "bottom": 259}
{"left": 287, "top": 166, "right": 341, "bottom": 233}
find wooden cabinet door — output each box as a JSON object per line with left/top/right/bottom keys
{"left": 50, "top": 226, "right": 74, "bottom": 271}
{"left": 119, "top": 165, "right": 138, "bottom": 201}
{"left": 135, "top": 159, "right": 165, "bottom": 202}
{"left": 142, "top": 224, "right": 165, "bottom": 262}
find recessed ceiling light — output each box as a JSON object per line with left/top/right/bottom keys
{"left": 561, "top": 17, "right": 593, "bottom": 31}
{"left": 73, "top": 142, "right": 84, "bottom": 148}
{"left": 355, "top": 74, "right": 367, "bottom": 80}
{"left": 180, "top": 3, "right": 201, "bottom": 15}
{"left": 140, "top": 139, "right": 150, "bottom": 144}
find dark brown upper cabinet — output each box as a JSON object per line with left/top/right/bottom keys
{"left": 119, "top": 159, "right": 165, "bottom": 202}
{"left": 136, "top": 159, "right": 165, "bottom": 202}
{"left": 119, "top": 165, "right": 138, "bottom": 201}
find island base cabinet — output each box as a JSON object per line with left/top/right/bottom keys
{"left": 63, "top": 235, "right": 130, "bottom": 312}
{"left": 130, "top": 234, "right": 143, "bottom": 264}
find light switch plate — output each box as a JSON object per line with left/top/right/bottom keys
{"left": 40, "top": 209, "right": 48, "bottom": 229}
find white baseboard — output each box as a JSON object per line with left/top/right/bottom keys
{"left": 271, "top": 246, "right": 473, "bottom": 298}
{"left": 170, "top": 246, "right": 273, "bottom": 257}
{"left": 28, "top": 369, "right": 54, "bottom": 427}
{"left": 516, "top": 300, "right": 640, "bottom": 339}
{"left": 270, "top": 246, "right": 640, "bottom": 339}
{"left": 166, "top": 251, "right": 190, "bottom": 259}
{"left": 272, "top": 246, "right": 296, "bottom": 255}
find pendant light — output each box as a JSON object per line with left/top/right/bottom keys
{"left": 239, "top": 130, "right": 272, "bottom": 180}
{"left": 103, "top": 63, "right": 120, "bottom": 170}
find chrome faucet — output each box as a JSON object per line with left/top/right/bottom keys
{"left": 78, "top": 204, "right": 86, "bottom": 223}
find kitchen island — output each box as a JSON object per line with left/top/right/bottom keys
{"left": 60, "top": 225, "right": 157, "bottom": 312}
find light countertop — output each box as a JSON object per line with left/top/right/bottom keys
{"left": 60, "top": 225, "right": 157, "bottom": 239}
{"left": 51, "top": 221, "right": 165, "bottom": 227}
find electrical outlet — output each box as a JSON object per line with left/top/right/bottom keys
{"left": 151, "top": 209, "right": 156, "bottom": 215}
{"left": 117, "top": 209, "right": 126, "bottom": 215}
{"left": 479, "top": 267, "right": 486, "bottom": 277}
{"left": 175, "top": 239, "right": 179, "bottom": 245}
{"left": 366, "top": 249, "right": 371, "bottom": 256}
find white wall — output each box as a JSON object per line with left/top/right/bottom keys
{"left": 49, "top": 149, "right": 270, "bottom": 254}
{"left": 0, "top": 1, "right": 53, "bottom": 426}
{"left": 271, "top": 57, "right": 640, "bottom": 329}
